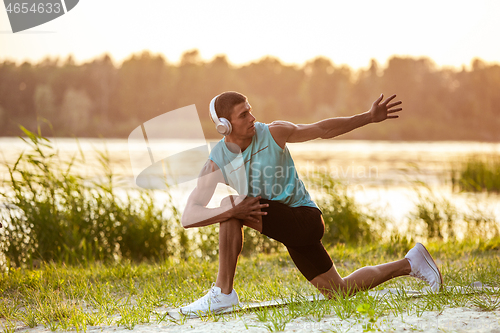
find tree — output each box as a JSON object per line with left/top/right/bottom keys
{"left": 34, "top": 84, "right": 56, "bottom": 120}
{"left": 60, "top": 88, "right": 93, "bottom": 136}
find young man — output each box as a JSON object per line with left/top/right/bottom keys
{"left": 179, "top": 91, "right": 442, "bottom": 315}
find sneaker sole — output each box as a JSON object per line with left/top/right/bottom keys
{"left": 415, "top": 243, "right": 443, "bottom": 291}
{"left": 179, "top": 305, "right": 238, "bottom": 317}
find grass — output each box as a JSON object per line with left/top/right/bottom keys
{"left": 0, "top": 239, "right": 499, "bottom": 332}
{"left": 452, "top": 154, "right": 500, "bottom": 193}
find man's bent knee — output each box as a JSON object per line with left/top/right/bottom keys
{"left": 219, "top": 195, "right": 262, "bottom": 232}
{"left": 309, "top": 266, "right": 351, "bottom": 298}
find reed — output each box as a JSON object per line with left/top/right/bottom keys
{"left": 408, "top": 183, "right": 499, "bottom": 241}
{"left": 451, "top": 154, "right": 500, "bottom": 193}
{"left": 0, "top": 127, "right": 179, "bottom": 267}
{"left": 308, "top": 173, "right": 387, "bottom": 247}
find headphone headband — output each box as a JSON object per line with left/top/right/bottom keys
{"left": 209, "top": 94, "right": 232, "bottom": 136}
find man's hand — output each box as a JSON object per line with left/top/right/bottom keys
{"left": 369, "top": 94, "right": 403, "bottom": 123}
{"left": 221, "top": 195, "right": 269, "bottom": 224}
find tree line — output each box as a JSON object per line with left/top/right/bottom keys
{"left": 1, "top": 50, "right": 499, "bottom": 140}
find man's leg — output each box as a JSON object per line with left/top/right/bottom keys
{"left": 215, "top": 218, "right": 244, "bottom": 294}
{"left": 179, "top": 216, "right": 246, "bottom": 315}
{"left": 310, "top": 259, "right": 411, "bottom": 298}
{"left": 214, "top": 196, "right": 263, "bottom": 294}
{"left": 179, "top": 197, "right": 265, "bottom": 314}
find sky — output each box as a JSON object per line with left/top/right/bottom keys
{"left": 1, "top": 0, "right": 500, "bottom": 69}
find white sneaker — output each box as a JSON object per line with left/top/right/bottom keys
{"left": 405, "top": 243, "right": 443, "bottom": 292}
{"left": 179, "top": 283, "right": 239, "bottom": 316}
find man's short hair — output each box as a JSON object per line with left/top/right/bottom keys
{"left": 214, "top": 91, "right": 247, "bottom": 121}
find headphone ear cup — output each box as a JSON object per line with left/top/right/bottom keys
{"left": 217, "top": 118, "right": 232, "bottom": 136}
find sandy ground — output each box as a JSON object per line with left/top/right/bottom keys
{"left": 7, "top": 306, "right": 499, "bottom": 333}
{"left": 6, "top": 287, "right": 500, "bottom": 333}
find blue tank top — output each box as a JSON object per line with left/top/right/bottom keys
{"left": 209, "top": 122, "right": 318, "bottom": 209}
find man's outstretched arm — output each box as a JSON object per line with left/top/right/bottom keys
{"left": 269, "top": 94, "right": 402, "bottom": 147}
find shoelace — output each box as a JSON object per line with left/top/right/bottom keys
{"left": 197, "top": 284, "right": 221, "bottom": 307}
{"left": 210, "top": 286, "right": 221, "bottom": 303}
{"left": 411, "top": 270, "right": 435, "bottom": 288}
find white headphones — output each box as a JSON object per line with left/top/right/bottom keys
{"left": 209, "top": 94, "right": 232, "bottom": 136}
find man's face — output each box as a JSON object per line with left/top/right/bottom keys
{"left": 229, "top": 100, "right": 256, "bottom": 138}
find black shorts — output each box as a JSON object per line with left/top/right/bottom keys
{"left": 260, "top": 199, "right": 333, "bottom": 281}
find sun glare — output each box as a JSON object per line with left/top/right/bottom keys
{"left": 0, "top": 0, "right": 499, "bottom": 69}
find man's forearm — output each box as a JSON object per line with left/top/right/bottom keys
{"left": 181, "top": 202, "right": 234, "bottom": 229}
{"left": 319, "top": 111, "right": 373, "bottom": 139}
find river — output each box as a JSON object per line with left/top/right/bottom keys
{"left": 1, "top": 137, "right": 499, "bottom": 239}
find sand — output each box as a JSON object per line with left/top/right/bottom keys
{"left": 4, "top": 286, "right": 499, "bottom": 332}
{"left": 8, "top": 306, "right": 499, "bottom": 333}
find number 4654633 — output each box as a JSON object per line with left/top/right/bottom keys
{"left": 6, "top": 2, "right": 62, "bottom": 14}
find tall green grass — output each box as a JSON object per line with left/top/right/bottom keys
{"left": 451, "top": 154, "right": 500, "bottom": 193}
{"left": 0, "top": 127, "right": 184, "bottom": 267}
{"left": 408, "top": 183, "right": 499, "bottom": 241}
{"left": 308, "top": 173, "right": 387, "bottom": 247}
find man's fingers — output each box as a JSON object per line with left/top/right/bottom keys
{"left": 251, "top": 196, "right": 262, "bottom": 202}
{"left": 387, "top": 101, "right": 402, "bottom": 109}
{"left": 250, "top": 203, "right": 269, "bottom": 214}
{"left": 240, "top": 196, "right": 260, "bottom": 204}
{"left": 382, "top": 94, "right": 397, "bottom": 106}
{"left": 387, "top": 115, "right": 399, "bottom": 119}
{"left": 245, "top": 217, "right": 260, "bottom": 224}
{"left": 387, "top": 108, "right": 403, "bottom": 113}
{"left": 246, "top": 215, "right": 263, "bottom": 223}
{"left": 250, "top": 201, "right": 269, "bottom": 209}
{"left": 373, "top": 94, "right": 384, "bottom": 105}
{"left": 250, "top": 210, "right": 268, "bottom": 215}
